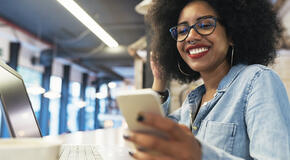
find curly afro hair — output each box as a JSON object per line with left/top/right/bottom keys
{"left": 145, "top": 0, "right": 282, "bottom": 84}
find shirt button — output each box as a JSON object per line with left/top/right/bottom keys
{"left": 192, "top": 126, "right": 198, "bottom": 130}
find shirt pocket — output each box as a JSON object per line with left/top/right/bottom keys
{"left": 203, "top": 121, "right": 237, "bottom": 154}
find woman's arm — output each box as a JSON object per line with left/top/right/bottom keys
{"left": 245, "top": 69, "right": 290, "bottom": 159}
{"left": 125, "top": 68, "right": 290, "bottom": 160}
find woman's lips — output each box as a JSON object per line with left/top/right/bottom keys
{"left": 186, "top": 45, "right": 210, "bottom": 59}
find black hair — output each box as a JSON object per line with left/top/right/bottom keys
{"left": 146, "top": 0, "right": 282, "bottom": 83}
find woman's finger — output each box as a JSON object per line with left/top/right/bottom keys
{"left": 137, "top": 112, "right": 187, "bottom": 140}
{"left": 126, "top": 131, "right": 200, "bottom": 160}
{"left": 130, "top": 148, "right": 175, "bottom": 160}
{"left": 126, "top": 132, "right": 173, "bottom": 151}
{"left": 126, "top": 131, "right": 185, "bottom": 158}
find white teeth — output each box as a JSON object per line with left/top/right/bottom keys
{"left": 189, "top": 47, "right": 208, "bottom": 55}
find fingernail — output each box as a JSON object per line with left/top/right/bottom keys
{"left": 137, "top": 147, "right": 146, "bottom": 152}
{"left": 128, "top": 151, "right": 134, "bottom": 157}
{"left": 137, "top": 114, "right": 144, "bottom": 122}
{"left": 123, "top": 135, "right": 130, "bottom": 140}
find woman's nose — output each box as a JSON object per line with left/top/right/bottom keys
{"left": 186, "top": 27, "right": 202, "bottom": 42}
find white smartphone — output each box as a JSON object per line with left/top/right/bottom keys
{"left": 116, "top": 89, "right": 166, "bottom": 137}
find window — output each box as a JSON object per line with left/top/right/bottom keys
{"left": 0, "top": 109, "right": 2, "bottom": 133}
{"left": 67, "top": 82, "right": 81, "bottom": 132}
{"left": 97, "top": 81, "right": 132, "bottom": 128}
{"left": 99, "top": 84, "right": 108, "bottom": 114}
{"left": 85, "top": 86, "right": 96, "bottom": 130}
{"left": 48, "top": 76, "right": 62, "bottom": 135}
{"left": 17, "top": 66, "right": 42, "bottom": 119}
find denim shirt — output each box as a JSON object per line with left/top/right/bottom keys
{"left": 163, "top": 64, "right": 290, "bottom": 160}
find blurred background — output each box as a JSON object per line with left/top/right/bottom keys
{"left": 0, "top": 0, "right": 289, "bottom": 137}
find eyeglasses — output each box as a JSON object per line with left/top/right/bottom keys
{"left": 169, "top": 16, "right": 217, "bottom": 42}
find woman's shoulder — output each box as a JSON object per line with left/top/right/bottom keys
{"left": 242, "top": 64, "right": 272, "bottom": 73}
{"left": 236, "top": 64, "right": 285, "bottom": 94}
{"left": 238, "top": 64, "right": 280, "bottom": 81}
{"left": 218, "top": 64, "right": 279, "bottom": 91}
{"left": 223, "top": 64, "right": 283, "bottom": 93}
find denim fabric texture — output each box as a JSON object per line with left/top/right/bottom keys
{"left": 164, "top": 64, "right": 290, "bottom": 160}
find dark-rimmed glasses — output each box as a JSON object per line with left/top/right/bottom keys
{"left": 169, "top": 15, "right": 217, "bottom": 42}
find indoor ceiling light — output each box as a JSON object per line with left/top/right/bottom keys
{"left": 57, "top": 0, "right": 119, "bottom": 48}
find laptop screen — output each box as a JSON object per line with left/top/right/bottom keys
{"left": 0, "top": 61, "right": 42, "bottom": 137}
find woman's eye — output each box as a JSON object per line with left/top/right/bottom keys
{"left": 198, "top": 23, "right": 213, "bottom": 29}
{"left": 178, "top": 28, "right": 188, "bottom": 35}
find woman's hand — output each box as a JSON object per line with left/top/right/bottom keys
{"left": 150, "top": 51, "right": 165, "bottom": 80}
{"left": 150, "top": 51, "right": 168, "bottom": 92}
{"left": 124, "top": 112, "right": 202, "bottom": 160}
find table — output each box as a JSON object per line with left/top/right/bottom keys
{"left": 46, "top": 128, "right": 134, "bottom": 160}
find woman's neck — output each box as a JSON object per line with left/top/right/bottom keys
{"left": 200, "top": 62, "right": 230, "bottom": 94}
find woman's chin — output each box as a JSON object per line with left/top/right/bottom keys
{"left": 187, "top": 64, "right": 208, "bottom": 73}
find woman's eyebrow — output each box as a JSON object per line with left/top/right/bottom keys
{"left": 177, "top": 21, "right": 188, "bottom": 25}
{"left": 196, "top": 15, "right": 214, "bottom": 21}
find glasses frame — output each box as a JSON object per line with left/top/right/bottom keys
{"left": 169, "top": 15, "right": 218, "bottom": 42}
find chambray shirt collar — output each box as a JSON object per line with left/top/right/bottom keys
{"left": 187, "top": 85, "right": 205, "bottom": 104}
{"left": 217, "top": 64, "right": 246, "bottom": 92}
{"left": 187, "top": 64, "right": 246, "bottom": 104}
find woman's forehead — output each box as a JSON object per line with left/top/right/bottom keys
{"left": 178, "top": 1, "right": 217, "bottom": 23}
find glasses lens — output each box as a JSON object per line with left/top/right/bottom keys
{"left": 169, "top": 17, "right": 217, "bottom": 41}
{"left": 170, "top": 27, "right": 178, "bottom": 41}
{"left": 176, "top": 24, "right": 189, "bottom": 41}
{"left": 195, "top": 18, "right": 216, "bottom": 35}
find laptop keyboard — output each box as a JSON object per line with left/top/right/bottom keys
{"left": 59, "top": 144, "right": 103, "bottom": 160}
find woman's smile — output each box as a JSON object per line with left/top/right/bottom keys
{"left": 186, "top": 44, "right": 210, "bottom": 59}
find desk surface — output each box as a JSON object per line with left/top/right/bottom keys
{"left": 47, "top": 128, "right": 134, "bottom": 160}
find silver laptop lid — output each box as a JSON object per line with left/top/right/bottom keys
{"left": 0, "top": 61, "right": 42, "bottom": 137}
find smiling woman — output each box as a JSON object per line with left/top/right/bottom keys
{"left": 147, "top": 0, "right": 282, "bottom": 84}
{"left": 123, "top": 0, "right": 290, "bottom": 160}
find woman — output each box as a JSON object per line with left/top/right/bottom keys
{"left": 124, "top": 0, "right": 290, "bottom": 159}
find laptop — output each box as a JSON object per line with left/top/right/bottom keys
{"left": 0, "top": 60, "right": 42, "bottom": 138}
{"left": 0, "top": 60, "right": 132, "bottom": 160}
